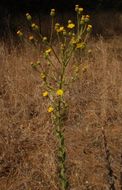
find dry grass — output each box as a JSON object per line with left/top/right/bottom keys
{"left": 0, "top": 32, "right": 122, "bottom": 190}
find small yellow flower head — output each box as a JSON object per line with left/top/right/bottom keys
{"left": 78, "top": 7, "right": 83, "bottom": 14}
{"left": 40, "top": 73, "right": 46, "bottom": 80}
{"left": 75, "top": 5, "right": 79, "bottom": 12}
{"left": 67, "top": 23, "right": 75, "bottom": 29}
{"left": 76, "top": 42, "right": 86, "bottom": 49}
{"left": 17, "top": 30, "right": 23, "bottom": 37}
{"left": 57, "top": 26, "right": 64, "bottom": 33}
{"left": 50, "top": 9, "right": 55, "bottom": 17}
{"left": 56, "top": 89, "right": 64, "bottom": 96}
{"left": 26, "top": 13, "right": 32, "bottom": 21}
{"left": 45, "top": 48, "right": 52, "bottom": 55}
{"left": 48, "top": 106, "right": 54, "bottom": 113}
{"left": 42, "top": 91, "right": 48, "bottom": 97}
{"left": 29, "top": 35, "right": 34, "bottom": 41}
{"left": 44, "top": 49, "right": 52, "bottom": 59}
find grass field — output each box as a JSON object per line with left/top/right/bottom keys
{"left": 0, "top": 11, "right": 122, "bottom": 190}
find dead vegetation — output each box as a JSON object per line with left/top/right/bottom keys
{"left": 0, "top": 26, "right": 122, "bottom": 190}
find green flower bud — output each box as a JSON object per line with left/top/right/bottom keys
{"left": 43, "top": 36, "right": 47, "bottom": 42}
{"left": 78, "top": 7, "right": 83, "bottom": 15}
{"left": 26, "top": 13, "right": 32, "bottom": 21}
{"left": 31, "top": 23, "right": 39, "bottom": 31}
{"left": 17, "top": 30, "right": 23, "bottom": 37}
{"left": 75, "top": 5, "right": 79, "bottom": 12}
{"left": 50, "top": 9, "right": 55, "bottom": 17}
{"left": 87, "top": 25, "right": 92, "bottom": 33}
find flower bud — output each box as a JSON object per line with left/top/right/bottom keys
{"left": 31, "top": 23, "right": 39, "bottom": 31}
{"left": 40, "top": 73, "right": 46, "bottom": 80}
{"left": 50, "top": 9, "right": 55, "bottom": 17}
{"left": 17, "top": 30, "right": 23, "bottom": 37}
{"left": 75, "top": 5, "right": 79, "bottom": 12}
{"left": 29, "top": 35, "right": 34, "bottom": 41}
{"left": 63, "top": 30, "right": 67, "bottom": 36}
{"left": 43, "top": 36, "right": 47, "bottom": 42}
{"left": 87, "top": 25, "right": 92, "bottom": 32}
{"left": 78, "top": 7, "right": 83, "bottom": 15}
{"left": 26, "top": 13, "right": 32, "bottom": 21}
{"left": 84, "top": 15, "right": 90, "bottom": 23}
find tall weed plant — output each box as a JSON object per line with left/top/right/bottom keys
{"left": 17, "top": 5, "right": 92, "bottom": 190}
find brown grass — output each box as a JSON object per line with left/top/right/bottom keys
{"left": 0, "top": 28, "right": 122, "bottom": 189}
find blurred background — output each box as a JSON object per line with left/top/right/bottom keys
{"left": 0, "top": 0, "right": 122, "bottom": 40}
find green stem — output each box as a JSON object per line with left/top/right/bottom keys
{"left": 50, "top": 45, "right": 62, "bottom": 65}
{"left": 77, "top": 13, "right": 80, "bottom": 36}
{"left": 50, "top": 17, "right": 54, "bottom": 44}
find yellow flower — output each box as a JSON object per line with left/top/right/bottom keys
{"left": 46, "top": 48, "right": 52, "bottom": 54}
{"left": 88, "top": 24, "right": 92, "bottom": 28}
{"left": 44, "top": 48, "right": 52, "bottom": 59}
{"left": 56, "top": 26, "right": 64, "bottom": 33}
{"left": 76, "top": 42, "right": 86, "bottom": 49}
{"left": 56, "top": 89, "right": 64, "bottom": 96}
{"left": 48, "top": 106, "right": 54, "bottom": 113}
{"left": 40, "top": 73, "right": 46, "bottom": 80}
{"left": 42, "top": 91, "right": 48, "bottom": 97}
{"left": 67, "top": 23, "right": 75, "bottom": 29}
{"left": 78, "top": 7, "right": 83, "bottom": 14}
